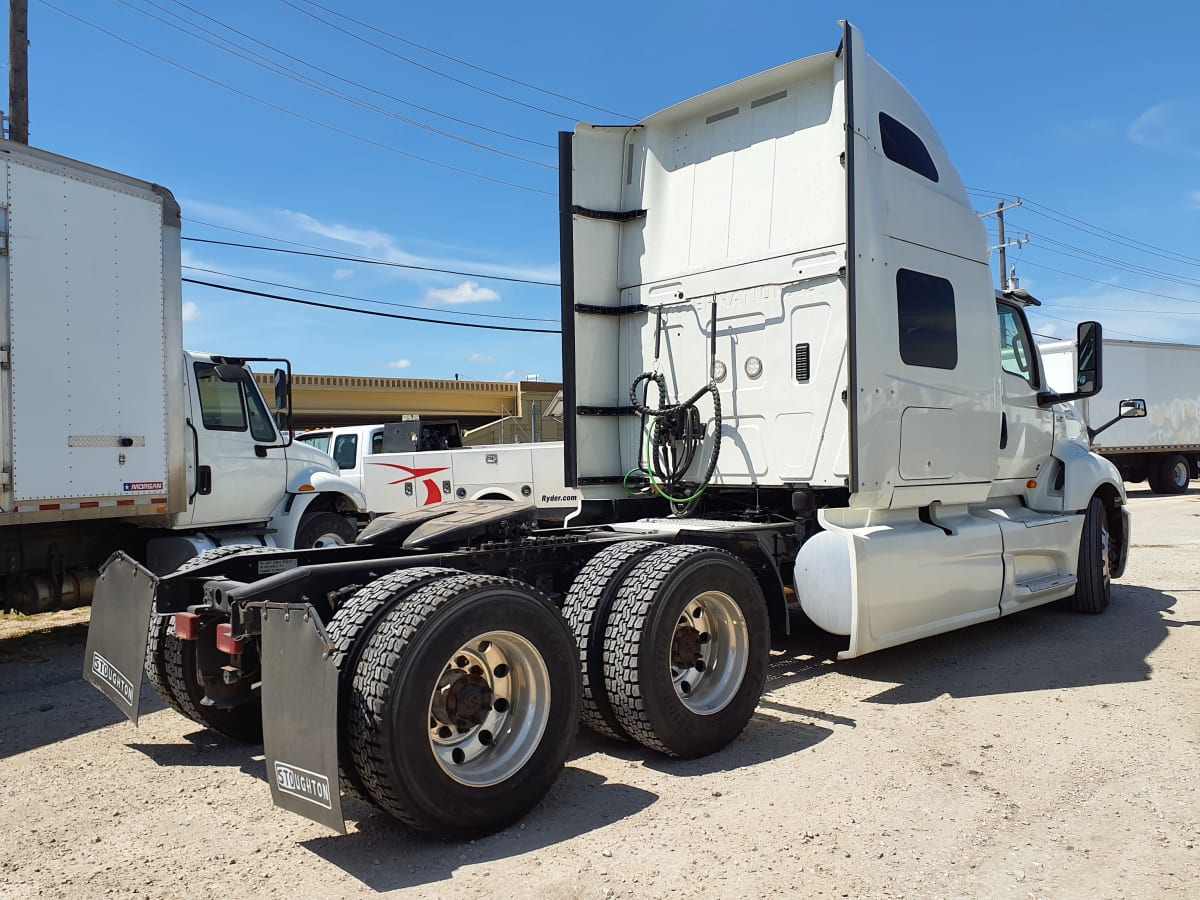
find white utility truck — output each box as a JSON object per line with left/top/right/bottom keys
{"left": 0, "top": 140, "right": 365, "bottom": 613}
{"left": 85, "top": 22, "right": 1141, "bottom": 839}
{"left": 1042, "top": 337, "right": 1197, "bottom": 493}
{"left": 296, "top": 423, "right": 581, "bottom": 521}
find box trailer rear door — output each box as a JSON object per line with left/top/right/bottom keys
{"left": 4, "top": 152, "right": 172, "bottom": 508}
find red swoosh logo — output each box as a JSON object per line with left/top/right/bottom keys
{"left": 369, "top": 462, "right": 450, "bottom": 485}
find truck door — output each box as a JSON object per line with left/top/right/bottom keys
{"left": 186, "top": 361, "right": 287, "bottom": 526}
{"left": 994, "top": 301, "right": 1053, "bottom": 482}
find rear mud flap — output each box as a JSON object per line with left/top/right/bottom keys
{"left": 83, "top": 552, "right": 158, "bottom": 724}
{"left": 259, "top": 603, "right": 345, "bottom": 834}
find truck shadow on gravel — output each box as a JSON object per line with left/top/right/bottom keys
{"left": 771, "top": 582, "right": 1187, "bottom": 705}
{"left": 299, "top": 767, "right": 659, "bottom": 892}
{"left": 0, "top": 625, "right": 134, "bottom": 760}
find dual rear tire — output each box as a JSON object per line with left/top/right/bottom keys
{"left": 564, "top": 543, "right": 770, "bottom": 758}
{"left": 331, "top": 571, "right": 579, "bottom": 837}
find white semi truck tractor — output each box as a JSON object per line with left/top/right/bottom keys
{"left": 0, "top": 139, "right": 365, "bottom": 614}
{"left": 84, "top": 22, "right": 1141, "bottom": 838}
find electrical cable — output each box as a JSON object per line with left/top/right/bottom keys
{"left": 182, "top": 236, "right": 559, "bottom": 286}
{"left": 294, "top": 0, "right": 635, "bottom": 120}
{"left": 160, "top": 0, "right": 554, "bottom": 148}
{"left": 182, "top": 265, "right": 559, "bottom": 322}
{"left": 280, "top": 0, "right": 588, "bottom": 122}
{"left": 183, "top": 277, "right": 561, "bottom": 333}
{"left": 39, "top": 1, "right": 555, "bottom": 196}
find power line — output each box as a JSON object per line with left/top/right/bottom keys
{"left": 184, "top": 277, "right": 561, "bottom": 334}
{"left": 183, "top": 265, "right": 559, "bottom": 322}
{"left": 1017, "top": 260, "right": 1200, "bottom": 306}
{"left": 114, "top": 0, "right": 553, "bottom": 168}
{"left": 150, "top": 0, "right": 555, "bottom": 152}
{"left": 1026, "top": 307, "right": 1161, "bottom": 342}
{"left": 278, "top": 0, "right": 587, "bottom": 122}
{"left": 293, "top": 0, "right": 634, "bottom": 121}
{"left": 40, "top": 1, "right": 555, "bottom": 196}
{"left": 968, "top": 187, "right": 1200, "bottom": 266}
{"left": 183, "top": 236, "right": 560, "bottom": 286}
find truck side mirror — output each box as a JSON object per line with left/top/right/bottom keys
{"left": 1119, "top": 398, "right": 1147, "bottom": 419}
{"left": 1088, "top": 397, "right": 1148, "bottom": 441}
{"left": 1075, "top": 321, "right": 1102, "bottom": 397}
{"left": 274, "top": 368, "right": 290, "bottom": 412}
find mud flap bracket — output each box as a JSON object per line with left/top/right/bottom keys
{"left": 258, "top": 602, "right": 345, "bottom": 834}
{"left": 83, "top": 552, "right": 158, "bottom": 724}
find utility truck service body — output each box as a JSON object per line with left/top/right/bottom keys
{"left": 85, "top": 24, "right": 1133, "bottom": 839}
{"left": 1042, "top": 338, "right": 1198, "bottom": 493}
{"left": 296, "top": 423, "right": 581, "bottom": 521}
{"left": 0, "top": 140, "right": 364, "bottom": 613}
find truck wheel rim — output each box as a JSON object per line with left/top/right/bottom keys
{"left": 1172, "top": 461, "right": 1189, "bottom": 488}
{"left": 427, "top": 630, "right": 550, "bottom": 787}
{"left": 668, "top": 590, "right": 749, "bottom": 715}
{"left": 311, "top": 533, "right": 347, "bottom": 548}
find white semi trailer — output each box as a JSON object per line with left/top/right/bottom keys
{"left": 0, "top": 140, "right": 365, "bottom": 613}
{"left": 1042, "top": 338, "right": 1197, "bottom": 493}
{"left": 85, "top": 22, "right": 1141, "bottom": 838}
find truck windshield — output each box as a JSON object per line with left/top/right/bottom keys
{"left": 297, "top": 433, "right": 331, "bottom": 454}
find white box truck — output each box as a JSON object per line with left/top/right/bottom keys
{"left": 295, "top": 423, "right": 581, "bottom": 521}
{"left": 0, "top": 140, "right": 365, "bottom": 613}
{"left": 1042, "top": 338, "right": 1193, "bottom": 493}
{"left": 86, "top": 22, "right": 1142, "bottom": 838}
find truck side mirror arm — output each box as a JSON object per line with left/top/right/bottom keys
{"left": 1087, "top": 398, "right": 1147, "bottom": 441}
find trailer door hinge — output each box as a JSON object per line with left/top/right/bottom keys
{"left": 0, "top": 347, "right": 8, "bottom": 369}
{"left": 0, "top": 468, "right": 9, "bottom": 487}
{"left": 574, "top": 303, "right": 648, "bottom": 317}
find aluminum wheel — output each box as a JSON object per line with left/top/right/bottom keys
{"left": 427, "top": 630, "right": 551, "bottom": 787}
{"left": 669, "top": 590, "right": 749, "bottom": 715}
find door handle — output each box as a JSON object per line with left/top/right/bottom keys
{"left": 999, "top": 412, "right": 1008, "bottom": 450}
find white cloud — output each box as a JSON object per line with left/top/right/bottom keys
{"left": 385, "top": 359, "right": 412, "bottom": 370}
{"left": 466, "top": 352, "right": 494, "bottom": 363}
{"left": 181, "top": 301, "right": 201, "bottom": 323}
{"left": 501, "top": 369, "right": 518, "bottom": 381}
{"left": 426, "top": 281, "right": 500, "bottom": 305}
{"left": 1188, "top": 190, "right": 1200, "bottom": 210}
{"left": 1128, "top": 99, "right": 1200, "bottom": 156}
{"left": 333, "top": 267, "right": 354, "bottom": 280}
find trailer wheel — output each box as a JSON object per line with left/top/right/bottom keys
{"left": 160, "top": 546, "right": 278, "bottom": 741}
{"left": 326, "top": 567, "right": 461, "bottom": 802}
{"left": 561, "top": 540, "right": 666, "bottom": 741}
{"left": 603, "top": 545, "right": 769, "bottom": 758}
{"left": 1148, "top": 454, "right": 1190, "bottom": 495}
{"left": 1067, "top": 496, "right": 1111, "bottom": 614}
{"left": 296, "top": 510, "right": 356, "bottom": 548}
{"left": 348, "top": 574, "right": 579, "bottom": 836}
{"left": 143, "top": 545, "right": 261, "bottom": 717}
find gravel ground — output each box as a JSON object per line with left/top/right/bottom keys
{"left": 1, "top": 488, "right": 1196, "bottom": 899}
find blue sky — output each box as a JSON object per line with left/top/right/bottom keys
{"left": 15, "top": 1, "right": 1200, "bottom": 380}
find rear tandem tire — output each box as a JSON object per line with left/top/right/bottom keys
{"left": 347, "top": 574, "right": 580, "bottom": 836}
{"left": 561, "top": 540, "right": 666, "bottom": 742}
{"left": 325, "top": 566, "right": 461, "bottom": 802}
{"left": 1068, "top": 496, "right": 1111, "bottom": 614}
{"left": 156, "top": 545, "right": 277, "bottom": 741}
{"left": 602, "top": 545, "right": 770, "bottom": 758}
{"left": 1148, "top": 454, "right": 1190, "bottom": 495}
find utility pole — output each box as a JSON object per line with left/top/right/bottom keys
{"left": 9, "top": 0, "right": 29, "bottom": 143}
{"left": 979, "top": 198, "right": 1026, "bottom": 290}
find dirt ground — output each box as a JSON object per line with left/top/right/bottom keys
{"left": 1, "top": 487, "right": 1196, "bottom": 899}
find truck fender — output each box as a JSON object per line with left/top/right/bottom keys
{"left": 271, "top": 472, "right": 367, "bottom": 549}
{"left": 1057, "top": 442, "right": 1125, "bottom": 515}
